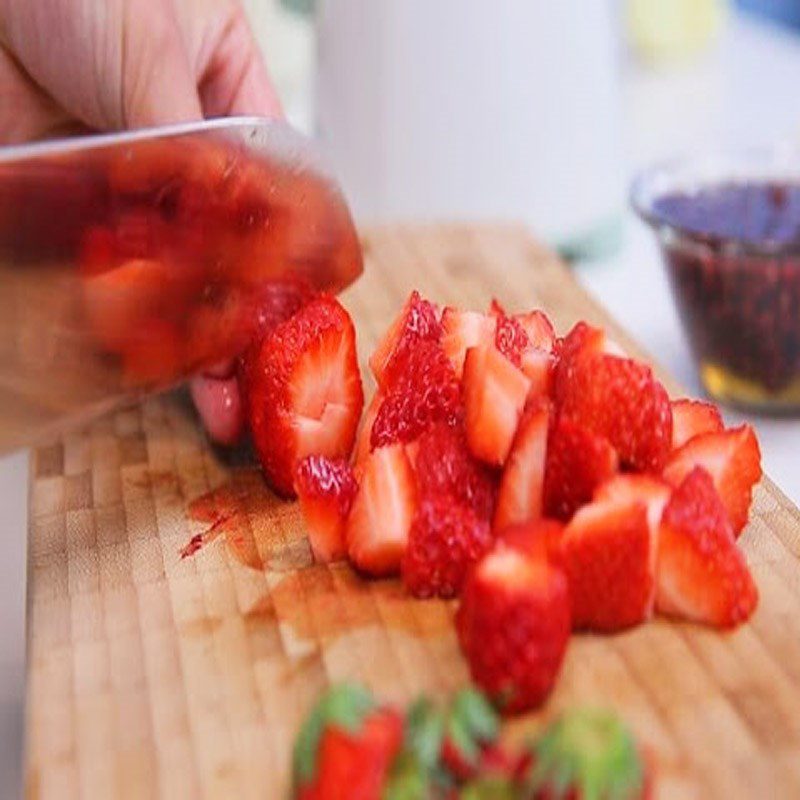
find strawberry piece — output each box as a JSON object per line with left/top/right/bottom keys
{"left": 514, "top": 310, "right": 556, "bottom": 352}
{"left": 499, "top": 519, "right": 564, "bottom": 561}
{"left": 245, "top": 296, "right": 364, "bottom": 497}
{"left": 595, "top": 474, "right": 672, "bottom": 538}
{"left": 552, "top": 321, "right": 608, "bottom": 404}
{"left": 487, "top": 298, "right": 507, "bottom": 317}
{"left": 441, "top": 308, "right": 496, "bottom": 379}
{"left": 353, "top": 392, "right": 383, "bottom": 471}
{"left": 413, "top": 424, "right": 498, "bottom": 521}
{"left": 369, "top": 291, "right": 442, "bottom": 387}
{"left": 657, "top": 467, "right": 758, "bottom": 627}
{"left": 456, "top": 545, "right": 571, "bottom": 713}
{"left": 463, "top": 344, "right": 531, "bottom": 467}
{"left": 345, "top": 444, "right": 418, "bottom": 576}
{"left": 295, "top": 456, "right": 358, "bottom": 563}
{"left": 494, "top": 401, "right": 550, "bottom": 531}
{"left": 543, "top": 417, "right": 619, "bottom": 521}
{"left": 523, "top": 708, "right": 650, "bottom": 800}
{"left": 494, "top": 310, "right": 531, "bottom": 368}
{"left": 121, "top": 318, "right": 183, "bottom": 385}
{"left": 519, "top": 348, "right": 554, "bottom": 399}
{"left": 670, "top": 399, "right": 724, "bottom": 450}
{"left": 402, "top": 495, "right": 493, "bottom": 599}
{"left": 663, "top": 425, "right": 761, "bottom": 536}
{"left": 370, "top": 341, "right": 463, "bottom": 449}
{"left": 560, "top": 497, "right": 656, "bottom": 631}
{"left": 559, "top": 353, "right": 672, "bottom": 473}
{"left": 292, "top": 685, "right": 403, "bottom": 800}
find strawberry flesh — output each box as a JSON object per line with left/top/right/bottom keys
{"left": 671, "top": 398, "right": 724, "bottom": 450}
{"left": 441, "top": 308, "right": 497, "bottom": 379}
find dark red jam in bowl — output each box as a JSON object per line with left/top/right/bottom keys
{"left": 634, "top": 170, "right": 800, "bottom": 412}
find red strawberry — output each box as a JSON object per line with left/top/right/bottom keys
{"left": 244, "top": 296, "right": 364, "bottom": 497}
{"left": 552, "top": 321, "right": 608, "bottom": 404}
{"left": 370, "top": 341, "right": 463, "bottom": 449}
{"left": 558, "top": 353, "right": 672, "bottom": 473}
{"left": 292, "top": 685, "right": 403, "bottom": 800}
{"left": 670, "top": 399, "right": 724, "bottom": 450}
{"left": 514, "top": 309, "right": 556, "bottom": 352}
{"left": 463, "top": 344, "right": 531, "bottom": 467}
{"left": 543, "top": 417, "right": 619, "bottom": 521}
{"left": 345, "top": 444, "right": 418, "bottom": 576}
{"left": 663, "top": 425, "right": 761, "bottom": 536}
{"left": 456, "top": 545, "right": 571, "bottom": 713}
{"left": 353, "top": 391, "right": 383, "bottom": 472}
{"left": 369, "top": 291, "right": 442, "bottom": 387}
{"left": 487, "top": 298, "right": 508, "bottom": 317}
{"left": 519, "top": 348, "right": 554, "bottom": 399}
{"left": 494, "top": 310, "right": 531, "bottom": 368}
{"left": 494, "top": 401, "right": 550, "bottom": 531}
{"left": 657, "top": 467, "right": 758, "bottom": 627}
{"left": 499, "top": 519, "right": 564, "bottom": 561}
{"left": 595, "top": 474, "right": 672, "bottom": 537}
{"left": 413, "top": 424, "right": 498, "bottom": 521}
{"left": 402, "top": 495, "right": 493, "bottom": 598}
{"left": 560, "top": 497, "right": 656, "bottom": 631}
{"left": 441, "top": 308, "right": 496, "bottom": 379}
{"left": 295, "top": 456, "right": 358, "bottom": 563}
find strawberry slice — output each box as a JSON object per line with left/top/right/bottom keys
{"left": 670, "top": 398, "right": 724, "bottom": 450}
{"left": 295, "top": 455, "right": 358, "bottom": 563}
{"left": 244, "top": 296, "right": 364, "bottom": 497}
{"left": 353, "top": 391, "right": 383, "bottom": 471}
{"left": 663, "top": 425, "right": 761, "bottom": 536}
{"left": 560, "top": 497, "right": 656, "bottom": 631}
{"left": 514, "top": 310, "right": 556, "bottom": 352}
{"left": 595, "top": 474, "right": 671, "bottom": 538}
{"left": 456, "top": 544, "right": 571, "bottom": 713}
{"left": 558, "top": 352, "right": 672, "bottom": 473}
{"left": 494, "top": 309, "right": 531, "bottom": 369}
{"left": 370, "top": 341, "right": 463, "bottom": 449}
{"left": 657, "top": 467, "right": 758, "bottom": 627}
{"left": 345, "top": 444, "right": 418, "bottom": 576}
{"left": 519, "top": 348, "right": 554, "bottom": 400}
{"left": 499, "top": 519, "right": 564, "bottom": 561}
{"left": 494, "top": 401, "right": 550, "bottom": 531}
{"left": 463, "top": 344, "right": 531, "bottom": 467}
{"left": 401, "top": 495, "right": 493, "bottom": 599}
{"left": 552, "top": 321, "right": 608, "bottom": 404}
{"left": 369, "top": 290, "right": 442, "bottom": 387}
{"left": 441, "top": 308, "right": 496, "bottom": 379}
{"left": 543, "top": 417, "right": 619, "bottom": 521}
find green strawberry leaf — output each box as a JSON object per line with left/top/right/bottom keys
{"left": 452, "top": 688, "right": 500, "bottom": 744}
{"left": 405, "top": 698, "right": 445, "bottom": 769}
{"left": 383, "top": 751, "right": 431, "bottom": 800}
{"left": 460, "top": 776, "right": 520, "bottom": 800}
{"left": 292, "top": 684, "right": 375, "bottom": 789}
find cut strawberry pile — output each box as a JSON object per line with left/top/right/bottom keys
{"left": 231, "top": 288, "right": 762, "bottom": 716}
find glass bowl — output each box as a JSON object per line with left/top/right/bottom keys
{"left": 632, "top": 147, "right": 800, "bottom": 413}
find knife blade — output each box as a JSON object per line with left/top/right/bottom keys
{"left": 0, "top": 117, "right": 363, "bottom": 452}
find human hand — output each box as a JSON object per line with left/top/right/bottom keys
{"left": 0, "top": 0, "right": 283, "bottom": 444}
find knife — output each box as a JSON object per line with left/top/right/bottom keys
{"left": 0, "top": 117, "right": 363, "bottom": 452}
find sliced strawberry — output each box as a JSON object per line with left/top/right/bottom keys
{"left": 552, "top": 321, "right": 608, "bottom": 404}
{"left": 244, "top": 296, "right": 364, "bottom": 497}
{"left": 519, "top": 348, "right": 554, "bottom": 399}
{"left": 369, "top": 290, "right": 442, "bottom": 387}
{"left": 499, "top": 519, "right": 564, "bottom": 561}
{"left": 560, "top": 497, "right": 656, "bottom": 631}
{"left": 463, "top": 344, "right": 531, "bottom": 467}
{"left": 413, "top": 424, "right": 498, "bottom": 521}
{"left": 487, "top": 298, "right": 508, "bottom": 318}
{"left": 494, "top": 310, "right": 531, "bottom": 369}
{"left": 370, "top": 341, "right": 463, "bottom": 449}
{"left": 559, "top": 352, "right": 672, "bottom": 473}
{"left": 456, "top": 544, "right": 571, "bottom": 714}
{"left": 595, "top": 474, "right": 671, "bottom": 539}
{"left": 441, "top": 307, "right": 496, "bottom": 379}
{"left": 353, "top": 391, "right": 383, "bottom": 471}
{"left": 670, "top": 399, "right": 724, "bottom": 450}
{"left": 657, "top": 467, "right": 758, "bottom": 627}
{"left": 401, "top": 495, "right": 493, "bottom": 599}
{"left": 514, "top": 309, "right": 556, "bottom": 352}
{"left": 543, "top": 417, "right": 619, "bottom": 521}
{"left": 295, "top": 456, "right": 358, "bottom": 563}
{"left": 345, "top": 444, "right": 418, "bottom": 576}
{"left": 494, "top": 401, "right": 550, "bottom": 531}
{"left": 663, "top": 425, "right": 761, "bottom": 536}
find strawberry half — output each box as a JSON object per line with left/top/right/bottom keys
{"left": 514, "top": 310, "right": 556, "bottom": 352}
{"left": 670, "top": 398, "right": 724, "bottom": 450}
{"left": 657, "top": 467, "right": 758, "bottom": 628}
{"left": 552, "top": 321, "right": 608, "bottom": 404}
{"left": 595, "top": 474, "right": 672, "bottom": 538}
{"left": 244, "top": 296, "right": 364, "bottom": 497}
{"left": 456, "top": 545, "right": 571, "bottom": 714}
{"left": 353, "top": 391, "right": 383, "bottom": 472}
{"left": 494, "top": 309, "right": 531, "bottom": 369}
{"left": 558, "top": 352, "right": 672, "bottom": 473}
{"left": 463, "top": 344, "right": 531, "bottom": 467}
{"left": 295, "top": 456, "right": 358, "bottom": 563}
{"left": 441, "top": 307, "right": 497, "bottom": 379}
{"left": 560, "top": 497, "right": 656, "bottom": 632}
{"left": 401, "top": 495, "right": 493, "bottom": 599}
{"left": 345, "top": 444, "right": 418, "bottom": 576}
{"left": 663, "top": 425, "right": 761, "bottom": 536}
{"left": 369, "top": 290, "right": 442, "bottom": 387}
{"left": 543, "top": 417, "right": 619, "bottom": 521}
{"left": 499, "top": 519, "right": 564, "bottom": 562}
{"left": 494, "top": 401, "right": 550, "bottom": 531}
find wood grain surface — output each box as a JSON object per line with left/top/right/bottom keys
{"left": 25, "top": 225, "right": 800, "bottom": 799}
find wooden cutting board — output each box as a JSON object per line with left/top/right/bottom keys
{"left": 25, "top": 225, "right": 800, "bottom": 800}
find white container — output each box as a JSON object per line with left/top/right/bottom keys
{"left": 314, "top": 0, "right": 623, "bottom": 242}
